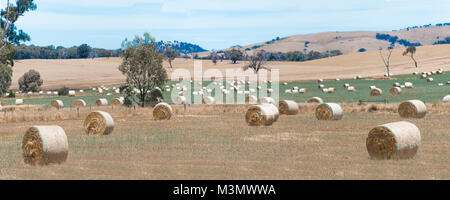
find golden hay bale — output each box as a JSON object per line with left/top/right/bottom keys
{"left": 366, "top": 121, "right": 421, "bottom": 160}
{"left": 111, "top": 98, "right": 124, "bottom": 106}
{"left": 404, "top": 82, "right": 414, "bottom": 88}
{"left": 175, "top": 96, "right": 187, "bottom": 104}
{"left": 389, "top": 87, "right": 402, "bottom": 95}
{"left": 153, "top": 102, "right": 173, "bottom": 120}
{"left": 16, "top": 99, "right": 24, "bottom": 105}
{"left": 398, "top": 100, "right": 427, "bottom": 118}
{"left": 443, "top": 95, "right": 450, "bottom": 103}
{"left": 50, "top": 100, "right": 64, "bottom": 109}
{"left": 279, "top": 100, "right": 299, "bottom": 115}
{"left": 315, "top": 103, "right": 343, "bottom": 120}
{"left": 96, "top": 98, "right": 108, "bottom": 106}
{"left": 307, "top": 97, "right": 324, "bottom": 104}
{"left": 370, "top": 88, "right": 382, "bottom": 96}
{"left": 259, "top": 97, "right": 275, "bottom": 104}
{"left": 245, "top": 104, "right": 277, "bottom": 126}
{"left": 347, "top": 86, "right": 356, "bottom": 92}
{"left": 246, "top": 95, "right": 258, "bottom": 104}
{"left": 202, "top": 96, "right": 216, "bottom": 105}
{"left": 22, "top": 125, "right": 68, "bottom": 166}
{"left": 84, "top": 111, "right": 115, "bottom": 135}
{"left": 72, "top": 99, "right": 87, "bottom": 108}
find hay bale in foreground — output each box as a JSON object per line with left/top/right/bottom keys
{"left": 307, "top": 97, "right": 323, "bottom": 104}
{"left": 22, "top": 126, "right": 68, "bottom": 166}
{"left": 398, "top": 100, "right": 427, "bottom": 118}
{"left": 442, "top": 95, "right": 450, "bottom": 103}
{"left": 202, "top": 96, "right": 215, "bottom": 105}
{"left": 245, "top": 104, "right": 277, "bottom": 126}
{"left": 366, "top": 121, "right": 421, "bottom": 160}
{"left": 50, "top": 100, "right": 64, "bottom": 109}
{"left": 96, "top": 98, "right": 108, "bottom": 106}
{"left": 16, "top": 99, "right": 24, "bottom": 105}
{"left": 315, "top": 103, "right": 343, "bottom": 120}
{"left": 153, "top": 103, "right": 173, "bottom": 120}
{"left": 389, "top": 87, "right": 402, "bottom": 95}
{"left": 83, "top": 111, "right": 115, "bottom": 135}
{"left": 72, "top": 99, "right": 86, "bottom": 108}
{"left": 246, "top": 95, "right": 258, "bottom": 104}
{"left": 259, "top": 97, "right": 275, "bottom": 105}
{"left": 111, "top": 98, "right": 124, "bottom": 106}
{"left": 370, "top": 88, "right": 382, "bottom": 96}
{"left": 279, "top": 100, "right": 299, "bottom": 115}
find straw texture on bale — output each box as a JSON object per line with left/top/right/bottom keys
{"left": 96, "top": 98, "right": 108, "bottom": 106}
{"left": 202, "top": 96, "right": 216, "bottom": 105}
{"left": 50, "top": 100, "right": 64, "bottom": 109}
{"left": 22, "top": 126, "right": 68, "bottom": 166}
{"left": 111, "top": 98, "right": 124, "bottom": 106}
{"left": 83, "top": 111, "right": 115, "bottom": 135}
{"left": 307, "top": 97, "right": 323, "bottom": 104}
{"left": 315, "top": 103, "right": 343, "bottom": 120}
{"left": 153, "top": 102, "right": 173, "bottom": 120}
{"left": 245, "top": 104, "right": 277, "bottom": 126}
{"left": 398, "top": 100, "right": 427, "bottom": 118}
{"left": 246, "top": 95, "right": 258, "bottom": 104}
{"left": 443, "top": 95, "right": 450, "bottom": 103}
{"left": 16, "top": 99, "right": 24, "bottom": 105}
{"left": 175, "top": 96, "right": 187, "bottom": 104}
{"left": 366, "top": 121, "right": 421, "bottom": 160}
{"left": 389, "top": 87, "right": 402, "bottom": 95}
{"left": 279, "top": 100, "right": 299, "bottom": 115}
{"left": 259, "top": 97, "right": 275, "bottom": 105}
{"left": 72, "top": 99, "right": 86, "bottom": 108}
{"left": 370, "top": 88, "right": 382, "bottom": 96}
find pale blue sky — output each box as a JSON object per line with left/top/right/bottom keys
{"left": 6, "top": 0, "right": 450, "bottom": 50}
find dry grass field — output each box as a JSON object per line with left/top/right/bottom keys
{"left": 11, "top": 44, "right": 450, "bottom": 90}
{"left": 0, "top": 103, "right": 449, "bottom": 180}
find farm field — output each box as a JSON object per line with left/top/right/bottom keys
{"left": 0, "top": 104, "right": 449, "bottom": 180}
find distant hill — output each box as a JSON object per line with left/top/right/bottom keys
{"left": 156, "top": 41, "right": 207, "bottom": 55}
{"left": 199, "top": 23, "right": 450, "bottom": 56}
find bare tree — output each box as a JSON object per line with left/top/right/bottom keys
{"left": 379, "top": 47, "right": 394, "bottom": 77}
{"left": 402, "top": 46, "right": 418, "bottom": 68}
{"left": 242, "top": 50, "right": 271, "bottom": 74}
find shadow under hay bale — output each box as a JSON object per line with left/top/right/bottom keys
{"left": 366, "top": 121, "right": 421, "bottom": 160}
{"left": 398, "top": 100, "right": 427, "bottom": 118}
{"left": 153, "top": 103, "right": 173, "bottom": 120}
{"left": 84, "top": 111, "right": 115, "bottom": 135}
{"left": 22, "top": 125, "right": 68, "bottom": 166}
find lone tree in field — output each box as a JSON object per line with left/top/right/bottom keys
{"left": 0, "top": 0, "right": 36, "bottom": 95}
{"left": 402, "top": 46, "right": 418, "bottom": 68}
{"left": 211, "top": 51, "right": 218, "bottom": 65}
{"left": 164, "top": 46, "right": 178, "bottom": 68}
{"left": 378, "top": 46, "right": 394, "bottom": 77}
{"left": 119, "top": 33, "right": 168, "bottom": 107}
{"left": 242, "top": 50, "right": 271, "bottom": 74}
{"left": 228, "top": 48, "right": 243, "bottom": 64}
{"left": 18, "top": 69, "right": 43, "bottom": 92}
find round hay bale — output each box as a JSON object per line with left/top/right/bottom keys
{"left": 259, "top": 97, "right": 275, "bottom": 105}
{"left": 315, "top": 103, "right": 343, "bottom": 120}
{"left": 22, "top": 126, "right": 68, "bottom": 166}
{"left": 370, "top": 88, "right": 382, "bottom": 96}
{"left": 246, "top": 95, "right": 258, "bottom": 104}
{"left": 366, "top": 121, "right": 421, "bottom": 160}
{"left": 443, "top": 95, "right": 450, "bottom": 103}
{"left": 307, "top": 97, "right": 323, "bottom": 104}
{"left": 298, "top": 88, "right": 309, "bottom": 94}
{"left": 202, "top": 96, "right": 215, "bottom": 105}
{"left": 245, "top": 104, "right": 277, "bottom": 126}
{"left": 369, "top": 86, "right": 377, "bottom": 90}
{"left": 279, "top": 100, "right": 299, "bottom": 115}
{"left": 393, "top": 82, "right": 401, "bottom": 87}
{"left": 405, "top": 82, "right": 414, "bottom": 88}
{"left": 16, "top": 99, "right": 24, "bottom": 105}
{"left": 318, "top": 84, "right": 325, "bottom": 88}
{"left": 389, "top": 87, "right": 402, "bottom": 95}
{"left": 398, "top": 100, "right": 427, "bottom": 118}
{"left": 327, "top": 88, "right": 336, "bottom": 93}
{"left": 50, "top": 100, "right": 64, "bottom": 109}
{"left": 347, "top": 86, "right": 356, "bottom": 92}
{"left": 83, "top": 111, "right": 115, "bottom": 135}
{"left": 68, "top": 90, "right": 76, "bottom": 96}
{"left": 318, "top": 79, "right": 324, "bottom": 83}
{"left": 96, "top": 98, "right": 108, "bottom": 106}
{"left": 153, "top": 102, "right": 173, "bottom": 120}
{"left": 265, "top": 103, "right": 279, "bottom": 122}
{"left": 72, "top": 99, "right": 87, "bottom": 108}
{"left": 343, "top": 83, "right": 350, "bottom": 88}
{"left": 175, "top": 96, "right": 187, "bottom": 105}
{"left": 427, "top": 78, "right": 434, "bottom": 82}
{"left": 421, "top": 74, "right": 427, "bottom": 79}
{"left": 111, "top": 98, "right": 124, "bottom": 106}
{"left": 322, "top": 88, "right": 329, "bottom": 93}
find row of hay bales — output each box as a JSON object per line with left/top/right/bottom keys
{"left": 46, "top": 97, "right": 125, "bottom": 109}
